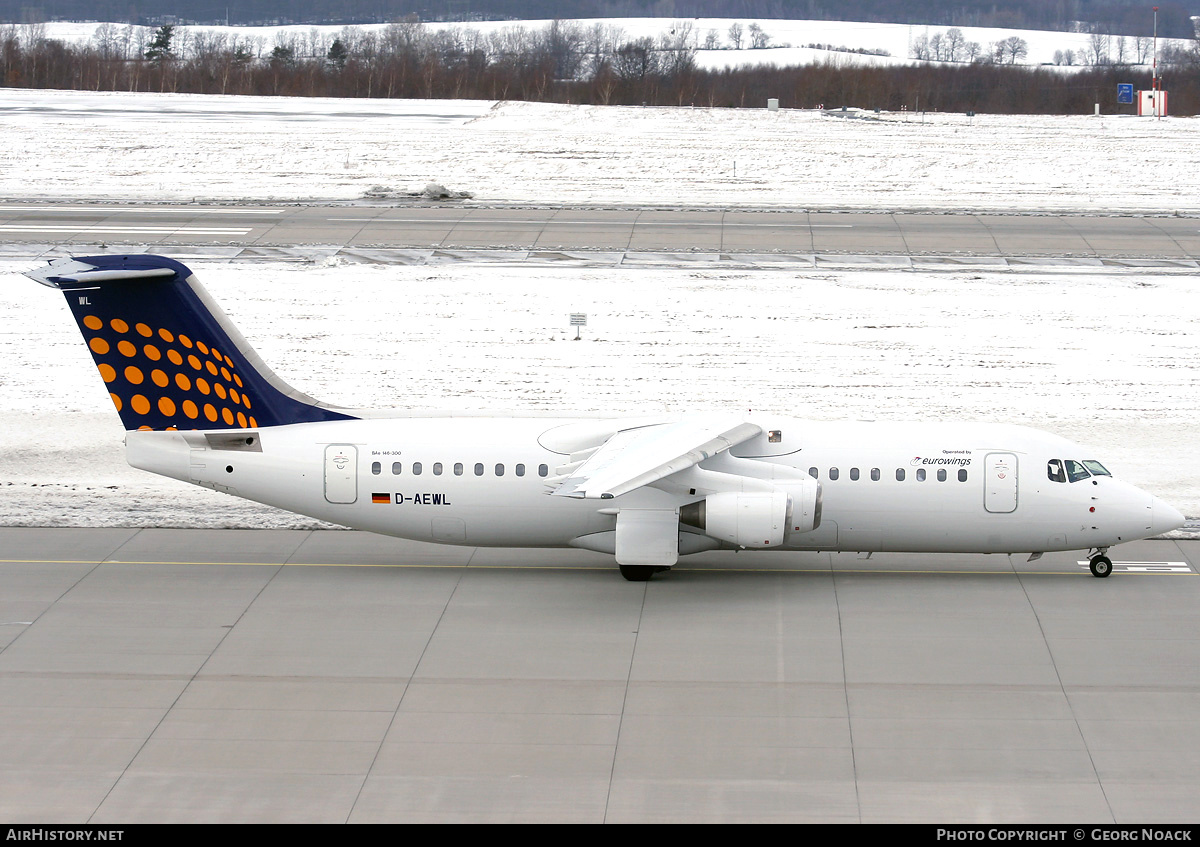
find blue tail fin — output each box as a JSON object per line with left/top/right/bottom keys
{"left": 28, "top": 254, "right": 357, "bottom": 431}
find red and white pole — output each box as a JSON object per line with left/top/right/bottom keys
{"left": 1152, "top": 5, "right": 1159, "bottom": 117}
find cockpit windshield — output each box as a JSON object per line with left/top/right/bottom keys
{"left": 1064, "top": 460, "right": 1091, "bottom": 483}
{"left": 1047, "top": 459, "right": 1111, "bottom": 483}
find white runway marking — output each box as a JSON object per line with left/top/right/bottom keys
{"left": 0, "top": 205, "right": 284, "bottom": 214}
{"left": 330, "top": 217, "right": 853, "bottom": 228}
{"left": 0, "top": 225, "right": 252, "bottom": 235}
{"left": 1077, "top": 561, "right": 1193, "bottom": 573}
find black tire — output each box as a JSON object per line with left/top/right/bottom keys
{"left": 619, "top": 564, "right": 657, "bottom": 582}
{"left": 1090, "top": 555, "right": 1113, "bottom": 578}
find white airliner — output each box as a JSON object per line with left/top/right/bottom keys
{"left": 29, "top": 255, "right": 1185, "bottom": 581}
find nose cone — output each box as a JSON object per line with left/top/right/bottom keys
{"left": 1150, "top": 496, "right": 1186, "bottom": 536}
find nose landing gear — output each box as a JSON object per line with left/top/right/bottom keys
{"left": 1088, "top": 547, "right": 1113, "bottom": 578}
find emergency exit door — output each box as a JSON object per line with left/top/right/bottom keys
{"left": 984, "top": 452, "right": 1018, "bottom": 513}
{"left": 324, "top": 444, "right": 357, "bottom": 504}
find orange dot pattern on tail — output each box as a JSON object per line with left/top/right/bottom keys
{"left": 85, "top": 315, "right": 258, "bottom": 431}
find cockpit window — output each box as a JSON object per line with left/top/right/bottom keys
{"left": 1082, "top": 460, "right": 1111, "bottom": 477}
{"left": 1047, "top": 460, "right": 1066, "bottom": 483}
{"left": 1064, "top": 460, "right": 1091, "bottom": 483}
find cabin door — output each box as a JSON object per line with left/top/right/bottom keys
{"left": 984, "top": 452, "right": 1018, "bottom": 514}
{"left": 324, "top": 444, "right": 358, "bottom": 504}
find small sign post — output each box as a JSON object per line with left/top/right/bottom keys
{"left": 570, "top": 312, "right": 587, "bottom": 340}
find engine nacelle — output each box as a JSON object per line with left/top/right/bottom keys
{"left": 680, "top": 480, "right": 822, "bottom": 548}
{"left": 686, "top": 490, "right": 789, "bottom": 548}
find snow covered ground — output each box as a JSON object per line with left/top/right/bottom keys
{"left": 31, "top": 17, "right": 1193, "bottom": 71}
{"left": 0, "top": 89, "right": 1197, "bottom": 212}
{"left": 0, "top": 84, "right": 1196, "bottom": 530}
{"left": 3, "top": 259, "right": 1198, "bottom": 526}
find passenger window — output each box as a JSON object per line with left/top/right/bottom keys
{"left": 916, "top": 468, "right": 926, "bottom": 482}
{"left": 1047, "top": 459, "right": 1066, "bottom": 483}
{"left": 896, "top": 468, "right": 905, "bottom": 481}
{"left": 495, "top": 463, "right": 504, "bottom": 476}
{"left": 474, "top": 463, "right": 484, "bottom": 476}
{"left": 870, "top": 468, "right": 880, "bottom": 481}
{"left": 958, "top": 469, "right": 968, "bottom": 482}
{"left": 538, "top": 464, "right": 549, "bottom": 477}
{"left": 433, "top": 462, "right": 443, "bottom": 475}
{"left": 829, "top": 467, "right": 839, "bottom": 481}
{"left": 937, "top": 469, "right": 946, "bottom": 482}
{"left": 412, "top": 462, "right": 422, "bottom": 475}
{"left": 371, "top": 461, "right": 381, "bottom": 475}
{"left": 516, "top": 464, "right": 525, "bottom": 477}
{"left": 849, "top": 468, "right": 860, "bottom": 481}
{"left": 454, "top": 462, "right": 464, "bottom": 476}
{"left": 808, "top": 467, "right": 818, "bottom": 479}
{"left": 392, "top": 461, "right": 401, "bottom": 475}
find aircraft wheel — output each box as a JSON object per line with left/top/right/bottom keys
{"left": 619, "top": 565, "right": 657, "bottom": 582}
{"left": 1089, "top": 555, "right": 1113, "bottom": 578}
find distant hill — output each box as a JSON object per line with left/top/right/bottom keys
{"left": 3, "top": 1, "right": 1198, "bottom": 39}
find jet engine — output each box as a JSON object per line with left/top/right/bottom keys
{"left": 680, "top": 480, "right": 821, "bottom": 548}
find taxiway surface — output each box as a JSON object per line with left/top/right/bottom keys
{"left": 2, "top": 203, "right": 1199, "bottom": 263}
{"left": 1, "top": 527, "right": 1198, "bottom": 823}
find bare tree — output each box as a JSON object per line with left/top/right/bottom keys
{"left": 613, "top": 37, "right": 660, "bottom": 82}
{"left": 727, "top": 22, "right": 743, "bottom": 51}
{"left": 998, "top": 36, "right": 1029, "bottom": 65}
{"left": 583, "top": 23, "right": 623, "bottom": 75}
{"left": 944, "top": 28, "right": 965, "bottom": 62}
{"left": 1114, "top": 35, "right": 1128, "bottom": 66}
{"left": 384, "top": 15, "right": 424, "bottom": 57}
{"left": 929, "top": 33, "right": 944, "bottom": 61}
{"left": 748, "top": 23, "right": 771, "bottom": 50}
{"left": 659, "top": 21, "right": 697, "bottom": 76}
{"left": 92, "top": 23, "right": 120, "bottom": 60}
{"left": 910, "top": 33, "right": 930, "bottom": 61}
{"left": 540, "top": 19, "right": 585, "bottom": 80}
{"left": 1135, "top": 36, "right": 1152, "bottom": 64}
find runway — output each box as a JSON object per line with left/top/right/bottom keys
{"left": 1, "top": 527, "right": 1198, "bottom": 823}
{"left": 2, "top": 203, "right": 1199, "bottom": 264}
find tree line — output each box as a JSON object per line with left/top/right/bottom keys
{"left": 2, "top": 18, "right": 1198, "bottom": 112}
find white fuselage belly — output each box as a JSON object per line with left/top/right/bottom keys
{"left": 126, "top": 417, "right": 1161, "bottom": 556}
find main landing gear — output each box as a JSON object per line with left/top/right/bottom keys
{"left": 1088, "top": 547, "right": 1113, "bottom": 578}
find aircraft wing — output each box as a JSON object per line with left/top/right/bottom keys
{"left": 549, "top": 416, "right": 762, "bottom": 499}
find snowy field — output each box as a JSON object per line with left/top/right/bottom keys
{"left": 32, "top": 18, "right": 1196, "bottom": 72}
{"left": 1, "top": 79, "right": 1197, "bottom": 530}
{"left": 3, "top": 259, "right": 1198, "bottom": 527}
{"left": 0, "top": 89, "right": 1198, "bottom": 212}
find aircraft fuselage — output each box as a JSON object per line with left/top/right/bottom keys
{"left": 126, "top": 416, "right": 1175, "bottom": 557}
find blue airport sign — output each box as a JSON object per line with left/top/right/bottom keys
{"left": 1117, "top": 84, "right": 1134, "bottom": 104}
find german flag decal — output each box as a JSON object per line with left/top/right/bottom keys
{"left": 372, "top": 493, "right": 390, "bottom": 504}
